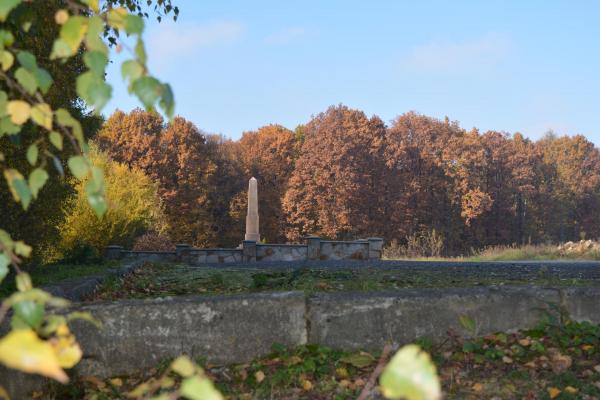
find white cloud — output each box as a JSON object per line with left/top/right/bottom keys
{"left": 264, "top": 27, "right": 307, "bottom": 45}
{"left": 149, "top": 20, "right": 243, "bottom": 62}
{"left": 401, "top": 34, "right": 511, "bottom": 74}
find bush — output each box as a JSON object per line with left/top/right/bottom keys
{"left": 58, "top": 242, "right": 102, "bottom": 265}
{"left": 57, "top": 146, "right": 165, "bottom": 257}
{"left": 132, "top": 231, "right": 175, "bottom": 251}
{"left": 383, "top": 229, "right": 445, "bottom": 259}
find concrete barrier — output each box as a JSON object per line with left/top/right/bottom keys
{"left": 3, "top": 285, "right": 600, "bottom": 398}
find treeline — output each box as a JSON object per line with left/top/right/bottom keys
{"left": 97, "top": 105, "right": 600, "bottom": 254}
{"left": 3, "top": 105, "right": 600, "bottom": 259}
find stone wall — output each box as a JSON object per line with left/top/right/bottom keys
{"left": 105, "top": 237, "right": 384, "bottom": 264}
{"left": 4, "top": 285, "right": 600, "bottom": 397}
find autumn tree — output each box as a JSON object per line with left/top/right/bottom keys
{"left": 232, "top": 124, "right": 298, "bottom": 242}
{"left": 384, "top": 112, "right": 464, "bottom": 249}
{"left": 283, "top": 105, "right": 386, "bottom": 241}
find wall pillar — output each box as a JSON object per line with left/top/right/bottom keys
{"left": 368, "top": 238, "right": 384, "bottom": 260}
{"left": 104, "top": 245, "right": 124, "bottom": 260}
{"left": 242, "top": 240, "right": 257, "bottom": 262}
{"left": 305, "top": 236, "right": 321, "bottom": 260}
{"left": 176, "top": 244, "right": 192, "bottom": 262}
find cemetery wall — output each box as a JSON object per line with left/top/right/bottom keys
{"left": 105, "top": 237, "right": 384, "bottom": 264}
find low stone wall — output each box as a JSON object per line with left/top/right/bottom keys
{"left": 105, "top": 236, "right": 384, "bottom": 264}
{"left": 4, "top": 285, "right": 600, "bottom": 397}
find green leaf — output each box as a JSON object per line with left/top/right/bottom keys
{"left": 0, "top": 50, "right": 13, "bottom": 71}
{"left": 121, "top": 59, "right": 144, "bottom": 84}
{"left": 85, "top": 185, "right": 107, "bottom": 217}
{"left": 171, "top": 356, "right": 196, "bottom": 377}
{"left": 49, "top": 131, "right": 63, "bottom": 150}
{"left": 135, "top": 38, "right": 146, "bottom": 64}
{"left": 459, "top": 315, "right": 476, "bottom": 334}
{"left": 67, "top": 156, "right": 88, "bottom": 179}
{"left": 160, "top": 83, "right": 175, "bottom": 118}
{"left": 50, "top": 39, "right": 72, "bottom": 59}
{"left": 0, "top": 30, "right": 14, "bottom": 47}
{"left": 29, "top": 168, "right": 48, "bottom": 198}
{"left": 0, "top": 90, "right": 7, "bottom": 116}
{"left": 16, "top": 51, "right": 36, "bottom": 71}
{"left": 33, "top": 68, "right": 53, "bottom": 94}
{"left": 340, "top": 352, "right": 376, "bottom": 368}
{"left": 124, "top": 14, "right": 144, "bottom": 35}
{"left": 13, "top": 301, "right": 44, "bottom": 330}
{"left": 132, "top": 76, "right": 162, "bottom": 110}
{"left": 26, "top": 144, "right": 38, "bottom": 165}
{"left": 380, "top": 345, "right": 441, "bottom": 400}
{"left": 84, "top": 51, "right": 108, "bottom": 76}
{"left": 180, "top": 376, "right": 223, "bottom": 400}
{"left": 15, "top": 67, "right": 37, "bottom": 94}
{"left": 55, "top": 108, "right": 83, "bottom": 145}
{"left": 0, "top": 252, "right": 9, "bottom": 283}
{"left": 0, "top": 116, "right": 20, "bottom": 135}
{"left": 76, "top": 71, "right": 112, "bottom": 112}
{"left": 3, "top": 169, "right": 31, "bottom": 209}
{"left": 31, "top": 103, "right": 53, "bottom": 130}
{"left": 16, "top": 272, "right": 32, "bottom": 291}
{"left": 0, "top": 0, "right": 21, "bottom": 22}
{"left": 85, "top": 16, "right": 108, "bottom": 55}
{"left": 14, "top": 241, "right": 31, "bottom": 257}
{"left": 60, "top": 16, "right": 88, "bottom": 53}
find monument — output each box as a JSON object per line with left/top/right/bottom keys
{"left": 245, "top": 177, "right": 260, "bottom": 242}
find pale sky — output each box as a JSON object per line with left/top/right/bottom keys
{"left": 105, "top": 0, "right": 600, "bottom": 145}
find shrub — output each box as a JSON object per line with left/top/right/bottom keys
{"left": 383, "top": 229, "right": 445, "bottom": 259}
{"left": 57, "top": 146, "right": 165, "bottom": 257}
{"left": 132, "top": 231, "right": 175, "bottom": 251}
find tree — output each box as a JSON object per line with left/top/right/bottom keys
{"left": 0, "top": 0, "right": 187, "bottom": 388}
{"left": 58, "top": 146, "right": 164, "bottom": 256}
{"left": 234, "top": 124, "right": 298, "bottom": 242}
{"left": 283, "top": 105, "right": 386, "bottom": 241}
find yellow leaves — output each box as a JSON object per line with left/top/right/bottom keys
{"left": 518, "top": 338, "right": 531, "bottom": 347}
{"left": 581, "top": 344, "right": 594, "bottom": 351}
{"left": 0, "top": 329, "right": 68, "bottom": 383}
{"left": 302, "top": 379, "right": 313, "bottom": 391}
{"left": 50, "top": 324, "right": 82, "bottom": 369}
{"left": 31, "top": 103, "right": 53, "bottom": 130}
{"left": 7, "top": 100, "right": 30, "bottom": 125}
{"left": 471, "top": 382, "right": 483, "bottom": 392}
{"left": 548, "top": 387, "right": 561, "bottom": 398}
{"left": 0, "top": 50, "right": 13, "bottom": 71}
{"left": 565, "top": 386, "right": 578, "bottom": 394}
{"left": 254, "top": 370, "right": 265, "bottom": 383}
{"left": 171, "top": 355, "right": 197, "bottom": 377}
{"left": 594, "top": 364, "right": 600, "bottom": 373}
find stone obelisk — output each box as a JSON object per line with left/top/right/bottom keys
{"left": 245, "top": 177, "right": 260, "bottom": 242}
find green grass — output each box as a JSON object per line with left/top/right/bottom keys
{"left": 0, "top": 261, "right": 116, "bottom": 298}
{"left": 88, "top": 262, "right": 600, "bottom": 301}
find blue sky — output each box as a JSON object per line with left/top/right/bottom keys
{"left": 105, "top": 0, "right": 600, "bottom": 144}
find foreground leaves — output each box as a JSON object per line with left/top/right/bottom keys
{"left": 380, "top": 345, "right": 441, "bottom": 400}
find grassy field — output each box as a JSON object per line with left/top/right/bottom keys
{"left": 86, "top": 262, "right": 600, "bottom": 301}
{"left": 43, "top": 318, "right": 600, "bottom": 399}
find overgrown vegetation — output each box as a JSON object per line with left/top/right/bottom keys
{"left": 86, "top": 263, "right": 600, "bottom": 301}
{"left": 42, "top": 318, "right": 600, "bottom": 399}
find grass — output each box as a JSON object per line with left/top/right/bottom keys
{"left": 384, "top": 243, "right": 600, "bottom": 262}
{"left": 86, "top": 262, "right": 600, "bottom": 301}
{"left": 0, "top": 261, "right": 117, "bottom": 298}
{"left": 467, "top": 244, "right": 600, "bottom": 262}
{"left": 42, "top": 318, "right": 600, "bottom": 399}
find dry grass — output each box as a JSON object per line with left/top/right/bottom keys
{"left": 384, "top": 242, "right": 600, "bottom": 261}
